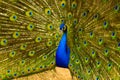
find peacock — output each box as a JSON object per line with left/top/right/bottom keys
{"left": 0, "top": 0, "right": 120, "bottom": 80}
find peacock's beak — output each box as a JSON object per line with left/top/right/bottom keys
{"left": 59, "top": 30, "right": 63, "bottom": 34}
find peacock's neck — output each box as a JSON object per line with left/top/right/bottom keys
{"left": 56, "top": 32, "right": 70, "bottom": 68}
{"left": 60, "top": 32, "right": 67, "bottom": 50}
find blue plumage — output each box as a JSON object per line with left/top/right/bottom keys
{"left": 60, "top": 23, "right": 65, "bottom": 30}
{"left": 56, "top": 24, "right": 70, "bottom": 68}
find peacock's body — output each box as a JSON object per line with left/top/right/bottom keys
{"left": 0, "top": 0, "right": 120, "bottom": 80}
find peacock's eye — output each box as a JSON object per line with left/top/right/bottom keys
{"left": 63, "top": 25, "right": 67, "bottom": 31}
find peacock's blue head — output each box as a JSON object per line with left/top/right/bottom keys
{"left": 60, "top": 23, "right": 67, "bottom": 32}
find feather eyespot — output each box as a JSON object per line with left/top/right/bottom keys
{"left": 7, "top": 70, "right": 11, "bottom": 73}
{"left": 13, "top": 32, "right": 20, "bottom": 38}
{"left": 39, "top": 66, "right": 43, "bottom": 69}
{"left": 68, "top": 12, "right": 72, "bottom": 19}
{"left": 90, "top": 32, "right": 94, "bottom": 38}
{"left": 45, "top": 8, "right": 51, "bottom": 15}
{"left": 88, "top": 70, "right": 90, "bottom": 73}
{"left": 26, "top": 10, "right": 33, "bottom": 17}
{"left": 96, "top": 61, "right": 101, "bottom": 68}
{"left": 87, "top": 69, "right": 92, "bottom": 75}
{"left": 84, "top": 41, "right": 86, "bottom": 44}
{"left": 13, "top": 73, "right": 18, "bottom": 77}
{"left": 27, "top": 23, "right": 34, "bottom": 31}
{"left": 60, "top": 1, "right": 66, "bottom": 8}
{"left": 47, "top": 41, "right": 52, "bottom": 46}
{"left": 111, "top": 31, "right": 116, "bottom": 39}
{"left": 21, "top": 71, "right": 25, "bottom": 75}
{"left": 79, "top": 28, "right": 82, "bottom": 31}
{"left": 28, "top": 51, "right": 35, "bottom": 57}
{"left": 1, "top": 39, "right": 8, "bottom": 46}
{"left": 14, "top": 74, "right": 17, "bottom": 76}
{"left": 27, "top": 68, "right": 31, "bottom": 72}
{"left": 114, "top": 4, "right": 120, "bottom": 13}
{"left": 108, "top": 63, "right": 111, "bottom": 67}
{"left": 73, "top": 19, "right": 78, "bottom": 25}
{"left": 19, "top": 60, "right": 25, "bottom": 66}
{"left": 51, "top": 62, "right": 54, "bottom": 65}
{"left": 91, "top": 50, "right": 96, "bottom": 58}
{"left": 47, "top": 23, "right": 53, "bottom": 30}
{"left": 104, "top": 48, "right": 109, "bottom": 56}
{"left": 71, "top": 1, "right": 77, "bottom": 9}
{"left": 69, "top": 64, "right": 73, "bottom": 67}
{"left": 75, "top": 59, "right": 80, "bottom": 64}
{"left": 9, "top": 51, "right": 16, "bottom": 58}
{"left": 35, "top": 36, "right": 42, "bottom": 43}
{"left": 42, "top": 55, "right": 47, "bottom": 60}
{"left": 97, "top": 62, "right": 100, "bottom": 65}
{"left": 90, "top": 32, "right": 93, "bottom": 35}
{"left": 93, "top": 13, "right": 100, "bottom": 20}
{"left": 98, "top": 38, "right": 103, "bottom": 45}
{"left": 71, "top": 55, "right": 75, "bottom": 60}
{"left": 77, "top": 75, "right": 80, "bottom": 79}
{"left": 103, "top": 21, "right": 109, "bottom": 29}
{"left": 20, "top": 44, "right": 27, "bottom": 50}
{"left": 55, "top": 33, "right": 59, "bottom": 39}
{"left": 85, "top": 57, "right": 89, "bottom": 63}
{"left": 82, "top": 10, "right": 89, "bottom": 17}
{"left": 118, "top": 42, "right": 120, "bottom": 47}
{"left": 10, "top": 14, "right": 17, "bottom": 21}
{"left": 96, "top": 77, "right": 99, "bottom": 80}
{"left": 107, "top": 63, "right": 112, "bottom": 71}
{"left": 78, "top": 28, "right": 83, "bottom": 34}
{"left": 117, "top": 42, "right": 120, "bottom": 51}
{"left": 83, "top": 40, "right": 88, "bottom": 47}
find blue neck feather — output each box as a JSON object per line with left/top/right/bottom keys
{"left": 56, "top": 32, "right": 70, "bottom": 68}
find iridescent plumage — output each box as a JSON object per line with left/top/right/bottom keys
{"left": 0, "top": 0, "right": 120, "bottom": 80}
{"left": 56, "top": 24, "right": 70, "bottom": 68}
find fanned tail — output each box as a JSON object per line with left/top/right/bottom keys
{"left": 67, "top": 0, "right": 120, "bottom": 79}
{"left": 0, "top": 0, "right": 63, "bottom": 79}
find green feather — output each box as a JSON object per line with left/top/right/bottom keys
{"left": 0, "top": 0, "right": 120, "bottom": 80}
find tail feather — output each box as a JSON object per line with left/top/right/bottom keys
{"left": 68, "top": 0, "right": 120, "bottom": 79}
{"left": 0, "top": 0, "right": 120, "bottom": 80}
{"left": 0, "top": 0, "right": 62, "bottom": 79}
